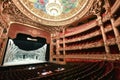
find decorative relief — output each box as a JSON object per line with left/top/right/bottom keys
{"left": 0, "top": 0, "right": 63, "bottom": 33}
{"left": 0, "top": 27, "right": 3, "bottom": 37}
{"left": 90, "top": 0, "right": 103, "bottom": 16}
{"left": 28, "top": 29, "right": 39, "bottom": 35}
{"left": 0, "top": 0, "right": 12, "bottom": 29}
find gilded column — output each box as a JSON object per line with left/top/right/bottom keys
{"left": 110, "top": 17, "right": 120, "bottom": 51}
{"left": 92, "top": 0, "right": 110, "bottom": 54}
{"left": 50, "top": 34, "right": 54, "bottom": 62}
{"left": 104, "top": 0, "right": 120, "bottom": 51}
{"left": 56, "top": 34, "right": 60, "bottom": 63}
{"left": 62, "top": 28, "right": 66, "bottom": 64}
{"left": 63, "top": 28, "right": 65, "bottom": 55}
{"left": 97, "top": 15, "right": 110, "bottom": 54}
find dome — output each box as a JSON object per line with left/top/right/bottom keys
{"left": 12, "top": 0, "right": 94, "bottom": 26}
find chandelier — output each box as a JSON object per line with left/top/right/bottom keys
{"left": 45, "top": 0, "right": 63, "bottom": 16}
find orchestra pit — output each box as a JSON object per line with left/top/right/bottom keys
{"left": 0, "top": 0, "right": 120, "bottom": 80}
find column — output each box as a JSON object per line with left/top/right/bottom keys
{"left": 56, "top": 35, "right": 60, "bottom": 63}
{"left": 62, "top": 28, "right": 66, "bottom": 64}
{"left": 97, "top": 15, "right": 110, "bottom": 54}
{"left": 50, "top": 34, "right": 54, "bottom": 62}
{"left": 63, "top": 28, "right": 65, "bottom": 55}
{"left": 110, "top": 17, "right": 120, "bottom": 50}
{"left": 104, "top": 0, "right": 120, "bottom": 51}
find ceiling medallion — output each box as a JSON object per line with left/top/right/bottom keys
{"left": 12, "top": 0, "right": 94, "bottom": 26}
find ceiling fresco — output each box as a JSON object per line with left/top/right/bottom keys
{"left": 32, "top": 0, "right": 78, "bottom": 16}
{"left": 20, "top": 0, "right": 87, "bottom": 20}
{"left": 12, "top": 0, "right": 94, "bottom": 26}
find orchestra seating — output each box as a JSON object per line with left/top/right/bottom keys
{"left": 0, "top": 61, "right": 115, "bottom": 80}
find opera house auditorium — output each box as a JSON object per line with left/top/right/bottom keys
{"left": 0, "top": 0, "right": 120, "bottom": 80}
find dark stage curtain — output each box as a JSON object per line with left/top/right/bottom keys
{"left": 13, "top": 33, "right": 46, "bottom": 50}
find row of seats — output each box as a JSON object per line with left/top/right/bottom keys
{"left": 0, "top": 62, "right": 78, "bottom": 80}
{"left": 61, "top": 40, "right": 104, "bottom": 51}
{"left": 29, "top": 61, "right": 113, "bottom": 80}
{"left": 0, "top": 62, "right": 114, "bottom": 80}
{"left": 65, "top": 27, "right": 100, "bottom": 41}
{"left": 0, "top": 61, "right": 114, "bottom": 80}
{"left": 0, "top": 63, "right": 56, "bottom": 80}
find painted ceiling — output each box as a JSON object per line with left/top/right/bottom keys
{"left": 12, "top": 0, "right": 94, "bottom": 26}
{"left": 29, "top": 0, "right": 78, "bottom": 16}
